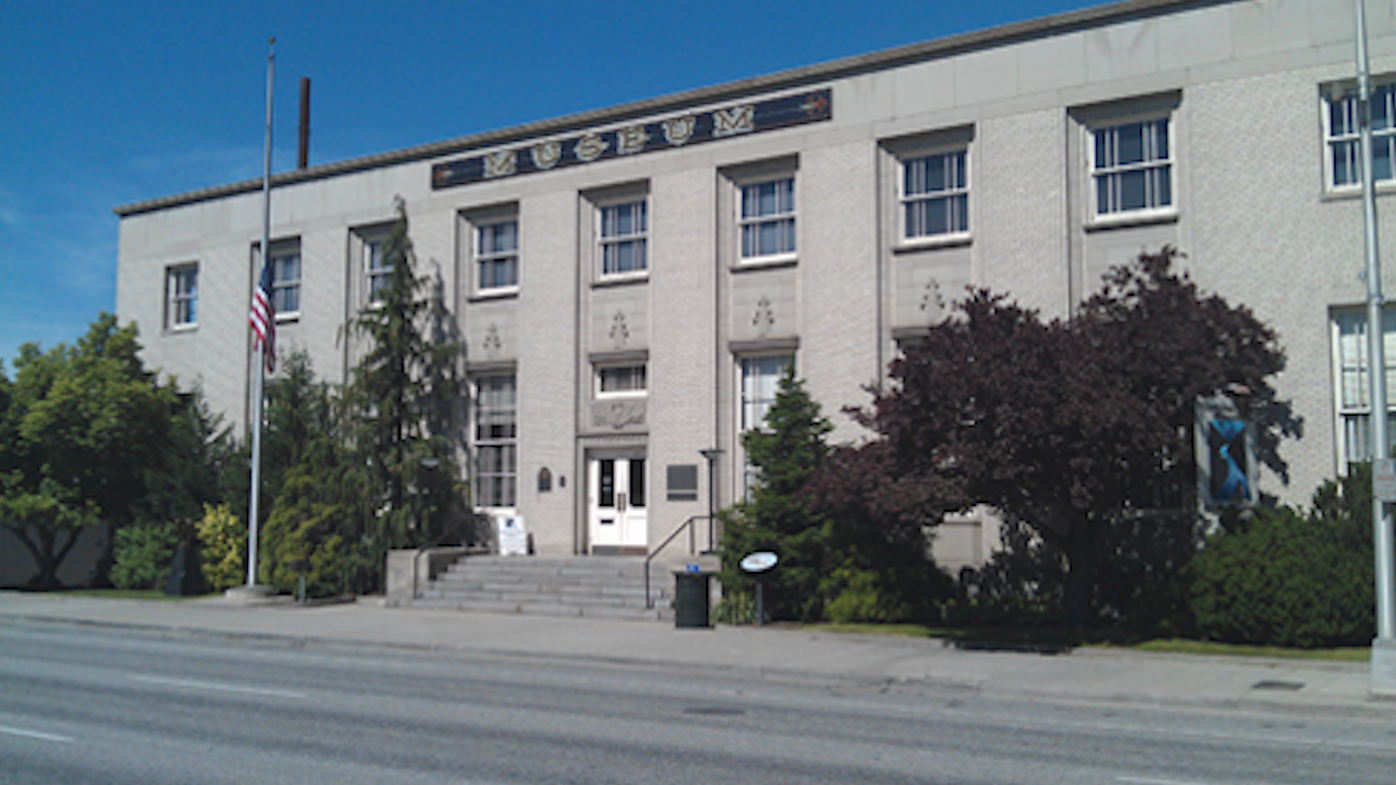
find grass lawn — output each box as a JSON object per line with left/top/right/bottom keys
{"left": 805, "top": 622, "right": 1370, "bottom": 662}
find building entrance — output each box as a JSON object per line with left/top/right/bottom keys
{"left": 587, "top": 451, "right": 647, "bottom": 555}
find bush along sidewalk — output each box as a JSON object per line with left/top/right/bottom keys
{"left": 1189, "top": 465, "right": 1375, "bottom": 648}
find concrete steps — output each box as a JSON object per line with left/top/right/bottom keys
{"left": 414, "top": 555, "right": 676, "bottom": 621}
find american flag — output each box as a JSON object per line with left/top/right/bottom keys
{"left": 249, "top": 256, "right": 275, "bottom": 373}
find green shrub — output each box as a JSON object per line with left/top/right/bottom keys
{"left": 259, "top": 463, "right": 358, "bottom": 597}
{"left": 196, "top": 503, "right": 245, "bottom": 591}
{"left": 111, "top": 520, "right": 178, "bottom": 590}
{"left": 714, "top": 589, "right": 757, "bottom": 625}
{"left": 1189, "top": 469, "right": 1375, "bottom": 648}
{"left": 823, "top": 566, "right": 912, "bottom": 623}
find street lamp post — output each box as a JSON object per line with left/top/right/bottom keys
{"left": 419, "top": 455, "right": 441, "bottom": 542}
{"left": 699, "top": 448, "right": 723, "bottom": 552}
{"left": 1354, "top": 0, "right": 1396, "bottom": 697}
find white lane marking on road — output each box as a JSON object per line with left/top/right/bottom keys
{"left": 130, "top": 674, "right": 307, "bottom": 699}
{"left": 1118, "top": 777, "right": 1212, "bottom": 785}
{"left": 0, "top": 725, "right": 73, "bottom": 743}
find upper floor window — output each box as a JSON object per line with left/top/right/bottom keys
{"left": 166, "top": 263, "right": 198, "bottom": 329}
{"left": 1091, "top": 118, "right": 1173, "bottom": 218}
{"left": 597, "top": 364, "right": 647, "bottom": 396}
{"left": 740, "top": 177, "right": 796, "bottom": 260}
{"left": 1326, "top": 82, "right": 1396, "bottom": 188}
{"left": 599, "top": 200, "right": 647, "bottom": 276}
{"left": 270, "top": 245, "right": 301, "bottom": 317}
{"left": 903, "top": 150, "right": 968, "bottom": 239}
{"left": 366, "top": 237, "right": 392, "bottom": 304}
{"left": 477, "top": 219, "right": 519, "bottom": 291}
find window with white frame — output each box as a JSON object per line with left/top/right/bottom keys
{"left": 166, "top": 263, "right": 198, "bottom": 329}
{"left": 365, "top": 236, "right": 392, "bottom": 304}
{"left": 739, "top": 354, "right": 793, "bottom": 495}
{"left": 1326, "top": 82, "right": 1396, "bottom": 188}
{"left": 270, "top": 244, "right": 301, "bottom": 316}
{"left": 599, "top": 200, "right": 647, "bottom": 276}
{"left": 902, "top": 150, "right": 968, "bottom": 240}
{"left": 740, "top": 177, "right": 796, "bottom": 259}
{"left": 740, "top": 355, "right": 791, "bottom": 431}
{"left": 1091, "top": 117, "right": 1173, "bottom": 218}
{"left": 597, "top": 364, "right": 647, "bottom": 396}
{"left": 1333, "top": 309, "right": 1396, "bottom": 467}
{"left": 476, "top": 218, "right": 519, "bottom": 291}
{"left": 474, "top": 374, "right": 517, "bottom": 508}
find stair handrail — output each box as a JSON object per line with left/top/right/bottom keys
{"left": 644, "top": 514, "right": 713, "bottom": 609}
{"left": 412, "top": 511, "right": 491, "bottom": 600}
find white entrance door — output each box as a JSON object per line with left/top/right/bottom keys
{"left": 588, "top": 452, "right": 647, "bottom": 554}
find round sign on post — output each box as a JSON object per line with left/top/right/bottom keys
{"left": 740, "top": 551, "right": 778, "bottom": 573}
{"left": 739, "top": 551, "right": 778, "bottom": 627}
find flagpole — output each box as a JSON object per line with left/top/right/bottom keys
{"left": 247, "top": 37, "right": 275, "bottom": 588}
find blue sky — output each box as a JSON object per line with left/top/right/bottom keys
{"left": 0, "top": 0, "right": 1096, "bottom": 372}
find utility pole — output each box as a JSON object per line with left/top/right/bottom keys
{"left": 1353, "top": 0, "right": 1396, "bottom": 696}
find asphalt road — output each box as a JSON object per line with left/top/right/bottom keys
{"left": 2, "top": 619, "right": 1393, "bottom": 785}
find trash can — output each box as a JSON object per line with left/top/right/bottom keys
{"left": 673, "top": 571, "right": 712, "bottom": 628}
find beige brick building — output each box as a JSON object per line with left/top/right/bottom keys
{"left": 116, "top": 0, "right": 1396, "bottom": 565}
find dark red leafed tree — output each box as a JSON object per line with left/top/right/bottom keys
{"left": 848, "top": 248, "right": 1290, "bottom": 626}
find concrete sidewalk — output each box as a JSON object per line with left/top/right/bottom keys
{"left": 2, "top": 590, "right": 1391, "bottom": 718}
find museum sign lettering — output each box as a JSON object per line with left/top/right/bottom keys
{"left": 431, "top": 89, "right": 832, "bottom": 190}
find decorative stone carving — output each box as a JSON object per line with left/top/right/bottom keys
{"left": 483, "top": 323, "right": 503, "bottom": 358}
{"left": 609, "top": 310, "right": 630, "bottom": 349}
{"left": 593, "top": 399, "right": 646, "bottom": 430}
{"left": 752, "top": 295, "right": 775, "bottom": 336}
{"left": 919, "top": 279, "right": 944, "bottom": 322}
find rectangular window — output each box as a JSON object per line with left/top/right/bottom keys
{"left": 366, "top": 237, "right": 391, "bottom": 304}
{"left": 599, "top": 458, "right": 616, "bottom": 507}
{"left": 1326, "top": 82, "right": 1396, "bottom": 188}
{"left": 903, "top": 151, "right": 968, "bottom": 239}
{"left": 739, "top": 354, "right": 793, "bottom": 496}
{"left": 740, "top": 178, "right": 796, "bottom": 259}
{"left": 474, "top": 375, "right": 517, "bottom": 508}
{"left": 597, "top": 364, "right": 647, "bottom": 396}
{"left": 270, "top": 246, "right": 301, "bottom": 316}
{"left": 740, "top": 355, "right": 792, "bottom": 432}
{"left": 1091, "top": 118, "right": 1173, "bottom": 217}
{"left": 477, "top": 219, "right": 519, "bottom": 291}
{"left": 629, "top": 458, "right": 646, "bottom": 508}
{"left": 167, "top": 264, "right": 198, "bottom": 329}
{"left": 599, "top": 200, "right": 647, "bottom": 276}
{"left": 1333, "top": 310, "right": 1396, "bottom": 466}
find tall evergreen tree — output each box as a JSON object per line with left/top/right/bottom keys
{"left": 718, "top": 368, "right": 833, "bottom": 622}
{"left": 342, "top": 199, "right": 464, "bottom": 588}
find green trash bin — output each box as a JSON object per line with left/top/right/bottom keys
{"left": 673, "top": 571, "right": 711, "bottom": 628}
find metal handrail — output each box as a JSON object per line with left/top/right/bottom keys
{"left": 412, "top": 511, "right": 490, "bottom": 600}
{"left": 643, "top": 514, "right": 713, "bottom": 608}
